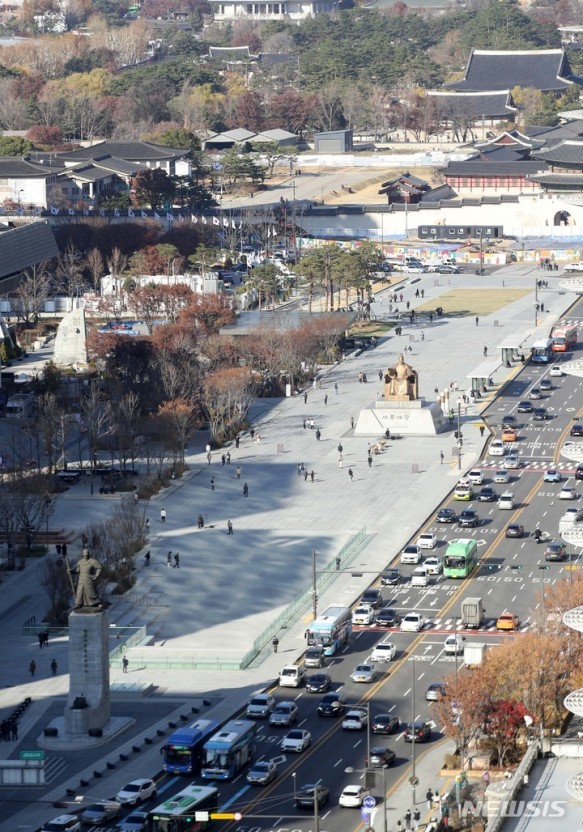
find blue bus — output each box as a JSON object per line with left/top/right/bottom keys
{"left": 201, "top": 719, "right": 257, "bottom": 780}
{"left": 306, "top": 605, "right": 352, "bottom": 656}
{"left": 531, "top": 338, "right": 554, "bottom": 363}
{"left": 163, "top": 718, "right": 220, "bottom": 775}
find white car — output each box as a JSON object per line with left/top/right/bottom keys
{"left": 416, "top": 532, "right": 437, "bottom": 549}
{"left": 351, "top": 662, "right": 376, "bottom": 683}
{"left": 246, "top": 693, "right": 275, "bottom": 718}
{"left": 504, "top": 455, "right": 520, "bottom": 469}
{"left": 117, "top": 812, "right": 148, "bottom": 832}
{"left": 352, "top": 605, "right": 375, "bottom": 625}
{"left": 339, "top": 785, "right": 372, "bottom": 807}
{"left": 498, "top": 492, "right": 514, "bottom": 510}
{"left": 400, "top": 544, "right": 421, "bottom": 564}
{"left": 489, "top": 439, "right": 505, "bottom": 456}
{"left": 370, "top": 641, "right": 397, "bottom": 662}
{"left": 550, "top": 365, "right": 564, "bottom": 377}
{"left": 41, "top": 817, "right": 81, "bottom": 832}
{"left": 281, "top": 729, "right": 311, "bottom": 752}
{"left": 562, "top": 506, "right": 583, "bottom": 523}
{"left": 424, "top": 556, "right": 443, "bottom": 575}
{"left": 560, "top": 486, "right": 577, "bottom": 500}
{"left": 444, "top": 634, "right": 466, "bottom": 655}
{"left": 400, "top": 612, "right": 426, "bottom": 632}
{"left": 493, "top": 469, "right": 510, "bottom": 483}
{"left": 115, "top": 780, "right": 157, "bottom": 806}
{"left": 468, "top": 469, "right": 483, "bottom": 485}
{"left": 342, "top": 708, "right": 368, "bottom": 730}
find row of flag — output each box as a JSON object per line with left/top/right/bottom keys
{"left": 45, "top": 206, "right": 249, "bottom": 228}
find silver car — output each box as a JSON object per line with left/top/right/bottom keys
{"left": 269, "top": 701, "right": 298, "bottom": 727}
{"left": 350, "top": 662, "right": 376, "bottom": 683}
{"left": 79, "top": 802, "right": 122, "bottom": 826}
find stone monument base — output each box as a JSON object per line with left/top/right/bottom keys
{"left": 65, "top": 609, "right": 110, "bottom": 736}
{"left": 355, "top": 398, "right": 446, "bottom": 436}
{"left": 39, "top": 715, "right": 135, "bottom": 751}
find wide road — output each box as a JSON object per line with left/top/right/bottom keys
{"left": 104, "top": 299, "right": 583, "bottom": 832}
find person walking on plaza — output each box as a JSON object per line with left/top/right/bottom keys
{"left": 145, "top": 518, "right": 150, "bottom": 532}
{"left": 405, "top": 808, "right": 412, "bottom": 830}
{"left": 315, "top": 429, "right": 321, "bottom": 441}
{"left": 221, "top": 454, "right": 226, "bottom": 466}
{"left": 483, "top": 345, "right": 488, "bottom": 357}
{"left": 210, "top": 477, "right": 215, "bottom": 491}
{"left": 368, "top": 455, "right": 372, "bottom": 468}
{"left": 226, "top": 452, "right": 231, "bottom": 464}
{"left": 160, "top": 508, "right": 166, "bottom": 523}
{"left": 236, "top": 466, "right": 241, "bottom": 479}
{"left": 413, "top": 808, "right": 421, "bottom": 830}
{"left": 297, "top": 463, "right": 302, "bottom": 475}
{"left": 122, "top": 656, "right": 129, "bottom": 673}
{"left": 426, "top": 788, "right": 434, "bottom": 810}
{"left": 206, "top": 451, "right": 212, "bottom": 464}
{"left": 198, "top": 514, "right": 204, "bottom": 529}
{"left": 480, "top": 425, "right": 485, "bottom": 437}
{"left": 304, "top": 469, "right": 309, "bottom": 482}
{"left": 303, "top": 418, "right": 307, "bottom": 429}
{"left": 475, "top": 316, "right": 479, "bottom": 326}
{"left": 440, "top": 451, "right": 444, "bottom": 464}
{"left": 29, "top": 660, "right": 36, "bottom": 678}
{"left": 351, "top": 416, "right": 355, "bottom": 430}
{"left": 50, "top": 658, "right": 57, "bottom": 676}
{"left": 338, "top": 443, "right": 343, "bottom": 454}
{"left": 144, "top": 551, "right": 151, "bottom": 567}
{"left": 235, "top": 435, "right": 240, "bottom": 449}
{"left": 310, "top": 418, "right": 315, "bottom": 430}
{"left": 304, "top": 392, "right": 308, "bottom": 404}
{"left": 167, "top": 552, "right": 172, "bottom": 567}
{"left": 174, "top": 553, "right": 180, "bottom": 568}
{"left": 243, "top": 482, "right": 249, "bottom": 498}
{"left": 348, "top": 468, "right": 354, "bottom": 481}
{"left": 227, "top": 520, "right": 233, "bottom": 535}
{"left": 310, "top": 470, "right": 315, "bottom": 482}
{"left": 378, "top": 369, "right": 383, "bottom": 381}
{"left": 324, "top": 394, "right": 328, "bottom": 406}
{"left": 334, "top": 382, "right": 338, "bottom": 395}
{"left": 272, "top": 636, "right": 279, "bottom": 653}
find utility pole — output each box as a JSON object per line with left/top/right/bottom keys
{"left": 457, "top": 401, "right": 463, "bottom": 471}
{"left": 312, "top": 548, "right": 317, "bottom": 620}
{"left": 411, "top": 658, "right": 417, "bottom": 808}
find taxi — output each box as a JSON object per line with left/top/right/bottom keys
{"left": 501, "top": 427, "right": 517, "bottom": 442}
{"left": 496, "top": 612, "right": 520, "bottom": 631}
{"left": 454, "top": 479, "right": 474, "bottom": 500}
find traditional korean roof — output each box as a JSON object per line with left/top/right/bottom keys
{"left": 208, "top": 46, "right": 259, "bottom": 61}
{"left": 531, "top": 120, "right": 583, "bottom": 148}
{"left": 378, "top": 171, "right": 431, "bottom": 196}
{"left": 426, "top": 89, "right": 517, "bottom": 118}
{"left": 528, "top": 172, "right": 583, "bottom": 185}
{"left": 475, "top": 129, "right": 545, "bottom": 150}
{"left": 475, "top": 145, "right": 530, "bottom": 162}
{"left": 53, "top": 140, "right": 188, "bottom": 163}
{"left": 439, "top": 160, "right": 548, "bottom": 177}
{"left": 0, "top": 157, "right": 60, "bottom": 177}
{"left": 447, "top": 49, "right": 582, "bottom": 93}
{"left": 532, "top": 139, "right": 583, "bottom": 164}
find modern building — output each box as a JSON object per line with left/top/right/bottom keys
{"left": 313, "top": 130, "right": 353, "bottom": 153}
{"left": 208, "top": 0, "right": 334, "bottom": 22}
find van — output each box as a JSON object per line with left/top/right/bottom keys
{"left": 279, "top": 665, "right": 305, "bottom": 688}
{"left": 498, "top": 492, "right": 514, "bottom": 510}
{"left": 411, "top": 566, "right": 429, "bottom": 587}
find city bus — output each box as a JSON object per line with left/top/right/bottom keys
{"left": 201, "top": 719, "right": 257, "bottom": 780}
{"left": 306, "top": 605, "right": 352, "bottom": 656}
{"left": 551, "top": 324, "right": 578, "bottom": 352}
{"left": 530, "top": 338, "right": 554, "bottom": 363}
{"left": 443, "top": 539, "right": 478, "bottom": 579}
{"left": 163, "top": 718, "right": 220, "bottom": 775}
{"left": 147, "top": 784, "right": 218, "bottom": 832}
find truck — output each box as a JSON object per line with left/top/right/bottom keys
{"left": 463, "top": 642, "right": 488, "bottom": 667}
{"left": 5, "top": 393, "right": 34, "bottom": 418}
{"left": 460, "top": 597, "right": 485, "bottom": 629}
{"left": 565, "top": 262, "right": 583, "bottom": 272}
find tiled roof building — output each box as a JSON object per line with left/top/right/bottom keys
{"left": 447, "top": 49, "right": 583, "bottom": 93}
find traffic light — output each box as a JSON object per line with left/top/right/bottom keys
{"left": 539, "top": 565, "right": 550, "bottom": 570}
{"left": 454, "top": 430, "right": 459, "bottom": 439}
{"left": 510, "top": 565, "right": 523, "bottom": 571}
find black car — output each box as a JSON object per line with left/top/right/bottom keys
{"left": 361, "top": 588, "right": 383, "bottom": 608}
{"left": 404, "top": 720, "right": 432, "bottom": 743}
{"left": 295, "top": 784, "right": 330, "bottom": 809}
{"left": 533, "top": 407, "right": 548, "bottom": 421}
{"left": 530, "top": 387, "right": 542, "bottom": 399}
{"left": 478, "top": 487, "right": 496, "bottom": 502}
{"left": 318, "top": 691, "right": 345, "bottom": 716}
{"left": 517, "top": 401, "right": 533, "bottom": 413}
{"left": 436, "top": 508, "right": 457, "bottom": 523}
{"left": 505, "top": 523, "right": 525, "bottom": 538}
{"left": 375, "top": 606, "right": 400, "bottom": 628}
{"left": 501, "top": 415, "right": 517, "bottom": 427}
{"left": 576, "top": 464, "right": 583, "bottom": 481}
{"left": 366, "top": 746, "right": 397, "bottom": 768}
{"left": 380, "top": 568, "right": 401, "bottom": 586}
{"left": 372, "top": 713, "right": 400, "bottom": 734}
{"left": 571, "top": 424, "right": 583, "bottom": 437}
{"left": 539, "top": 379, "right": 553, "bottom": 391}
{"left": 305, "top": 673, "right": 332, "bottom": 693}
{"left": 459, "top": 509, "right": 479, "bottom": 527}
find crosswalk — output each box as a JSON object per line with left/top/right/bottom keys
{"left": 43, "top": 755, "right": 69, "bottom": 783}
{"left": 354, "top": 617, "right": 531, "bottom": 634}
{"left": 479, "top": 459, "right": 579, "bottom": 472}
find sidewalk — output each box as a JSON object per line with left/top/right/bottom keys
{"left": 0, "top": 265, "right": 578, "bottom": 832}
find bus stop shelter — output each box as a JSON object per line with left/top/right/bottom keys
{"left": 497, "top": 338, "right": 527, "bottom": 367}
{"left": 467, "top": 357, "right": 503, "bottom": 393}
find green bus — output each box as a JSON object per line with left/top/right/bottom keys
{"left": 443, "top": 538, "right": 478, "bottom": 579}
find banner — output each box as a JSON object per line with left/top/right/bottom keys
{"left": 50, "top": 206, "right": 59, "bottom": 215}
{"left": 212, "top": 216, "right": 220, "bottom": 226}
{"left": 68, "top": 208, "right": 75, "bottom": 215}
{"left": 128, "top": 209, "right": 135, "bottom": 217}
{"left": 191, "top": 215, "right": 198, "bottom": 223}
{"left": 114, "top": 209, "right": 120, "bottom": 217}
{"left": 141, "top": 210, "right": 147, "bottom": 218}
{"left": 201, "top": 216, "right": 207, "bottom": 224}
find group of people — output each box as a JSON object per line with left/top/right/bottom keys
{"left": 0, "top": 718, "right": 18, "bottom": 741}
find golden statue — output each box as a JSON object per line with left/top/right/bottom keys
{"left": 384, "top": 354, "right": 418, "bottom": 401}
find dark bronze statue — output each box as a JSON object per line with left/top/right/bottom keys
{"left": 69, "top": 548, "right": 103, "bottom": 611}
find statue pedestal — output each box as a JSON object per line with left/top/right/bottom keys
{"left": 355, "top": 398, "right": 446, "bottom": 436}
{"left": 65, "top": 610, "right": 110, "bottom": 735}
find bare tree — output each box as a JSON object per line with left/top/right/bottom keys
{"left": 86, "top": 248, "right": 105, "bottom": 294}
{"left": 13, "top": 262, "right": 52, "bottom": 323}
{"left": 202, "top": 367, "right": 256, "bottom": 442}
{"left": 40, "top": 555, "right": 73, "bottom": 625}
{"left": 57, "top": 242, "right": 85, "bottom": 298}
{"left": 80, "top": 385, "right": 113, "bottom": 469}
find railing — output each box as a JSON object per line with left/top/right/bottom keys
{"left": 109, "top": 625, "right": 147, "bottom": 667}
{"left": 485, "top": 740, "right": 541, "bottom": 832}
{"left": 240, "top": 527, "right": 367, "bottom": 669}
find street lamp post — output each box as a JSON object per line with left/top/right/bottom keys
{"left": 534, "top": 276, "right": 539, "bottom": 328}
{"left": 457, "top": 401, "right": 462, "bottom": 471}
{"left": 410, "top": 657, "right": 417, "bottom": 808}
{"left": 312, "top": 548, "right": 317, "bottom": 620}
{"left": 291, "top": 772, "right": 296, "bottom": 801}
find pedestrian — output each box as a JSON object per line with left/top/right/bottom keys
{"left": 167, "top": 552, "right": 173, "bottom": 567}
{"left": 415, "top": 288, "right": 419, "bottom": 298}
{"left": 221, "top": 454, "right": 226, "bottom": 466}
{"left": 50, "top": 658, "right": 57, "bottom": 676}
{"left": 310, "top": 470, "right": 315, "bottom": 482}
{"left": 145, "top": 518, "right": 150, "bottom": 532}
{"left": 338, "top": 443, "right": 343, "bottom": 454}
{"left": 304, "top": 392, "right": 308, "bottom": 404}
{"left": 480, "top": 425, "right": 485, "bottom": 437}
{"left": 255, "top": 433, "right": 261, "bottom": 444}
{"left": 324, "top": 394, "right": 328, "bottom": 406}
{"left": 243, "top": 482, "right": 249, "bottom": 498}
{"left": 406, "top": 300, "right": 410, "bottom": 310}
{"left": 38, "top": 632, "right": 44, "bottom": 648}
{"left": 378, "top": 369, "right": 383, "bottom": 381}
{"left": 405, "top": 809, "right": 412, "bottom": 830}
{"left": 483, "top": 345, "right": 488, "bottom": 357}
{"left": 348, "top": 468, "right": 354, "bottom": 481}
{"left": 56, "top": 543, "right": 62, "bottom": 556}
{"left": 174, "top": 553, "right": 180, "bottom": 568}
{"left": 368, "top": 456, "right": 372, "bottom": 468}
{"left": 440, "top": 451, "right": 444, "bottom": 464}
{"left": 385, "top": 428, "right": 391, "bottom": 440}
{"left": 315, "top": 429, "right": 321, "bottom": 441}
{"left": 310, "top": 418, "right": 315, "bottom": 430}
{"left": 235, "top": 435, "right": 240, "bottom": 449}
{"left": 226, "top": 452, "right": 231, "bottom": 464}
{"left": 396, "top": 822, "right": 403, "bottom": 832}
{"left": 400, "top": 292, "right": 403, "bottom": 302}
{"left": 334, "top": 382, "right": 338, "bottom": 395}
{"left": 29, "top": 659, "right": 36, "bottom": 678}
{"left": 362, "top": 373, "right": 367, "bottom": 383}
{"left": 210, "top": 477, "right": 215, "bottom": 491}
{"left": 304, "top": 470, "right": 308, "bottom": 482}
{"left": 421, "top": 289, "right": 425, "bottom": 298}
{"left": 541, "top": 302, "right": 545, "bottom": 312}
{"left": 297, "top": 463, "right": 302, "bottom": 475}
{"left": 272, "top": 636, "right": 279, "bottom": 653}
{"left": 426, "top": 788, "right": 434, "bottom": 810}
{"left": 475, "top": 316, "right": 479, "bottom": 326}
{"left": 351, "top": 416, "right": 355, "bottom": 430}
{"left": 420, "top": 330, "right": 425, "bottom": 341}
{"left": 160, "top": 508, "right": 166, "bottom": 523}
{"left": 359, "top": 371, "right": 363, "bottom": 383}
{"left": 429, "top": 312, "right": 433, "bottom": 322}
{"left": 122, "top": 656, "right": 129, "bottom": 673}
{"left": 335, "top": 556, "right": 341, "bottom": 570}
{"left": 434, "top": 386, "right": 439, "bottom": 395}
{"left": 413, "top": 808, "right": 421, "bottom": 830}
{"left": 206, "top": 451, "right": 212, "bottom": 464}
{"left": 236, "top": 466, "right": 241, "bottom": 479}
{"left": 303, "top": 418, "right": 307, "bottom": 429}
{"left": 9, "top": 719, "right": 17, "bottom": 740}
{"left": 144, "top": 551, "right": 151, "bottom": 567}
{"left": 339, "top": 457, "right": 343, "bottom": 467}
{"left": 227, "top": 520, "right": 233, "bottom": 535}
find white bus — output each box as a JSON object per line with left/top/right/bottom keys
{"left": 306, "top": 605, "right": 352, "bottom": 656}
{"left": 147, "top": 784, "right": 218, "bottom": 832}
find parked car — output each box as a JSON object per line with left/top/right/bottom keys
{"left": 370, "top": 641, "right": 397, "bottom": 662}
{"left": 404, "top": 721, "right": 431, "bottom": 742}
{"left": 372, "top": 713, "right": 400, "bottom": 734}
{"left": 342, "top": 708, "right": 368, "bottom": 730}
{"left": 269, "top": 701, "right": 298, "bottom": 727}
{"left": 295, "top": 784, "right": 329, "bottom": 809}
{"left": 247, "top": 760, "right": 278, "bottom": 785}
{"left": 305, "top": 673, "right": 332, "bottom": 693}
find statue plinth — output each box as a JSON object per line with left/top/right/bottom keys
{"left": 384, "top": 394, "right": 412, "bottom": 403}
{"left": 65, "top": 609, "right": 110, "bottom": 735}
{"left": 355, "top": 397, "right": 446, "bottom": 435}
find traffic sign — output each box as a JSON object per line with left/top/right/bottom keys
{"left": 211, "top": 813, "right": 242, "bottom": 821}
{"left": 565, "top": 564, "right": 581, "bottom": 571}
{"left": 363, "top": 795, "right": 376, "bottom": 810}
{"left": 19, "top": 750, "right": 44, "bottom": 760}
